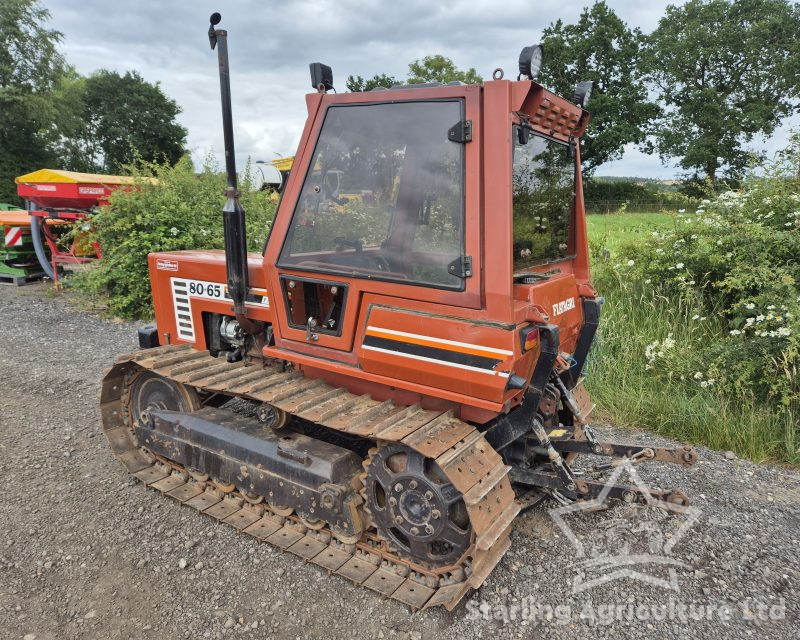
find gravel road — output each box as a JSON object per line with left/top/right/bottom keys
{"left": 1, "top": 282, "right": 798, "bottom": 640}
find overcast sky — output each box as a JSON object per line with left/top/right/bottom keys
{"left": 46, "top": 0, "right": 797, "bottom": 180}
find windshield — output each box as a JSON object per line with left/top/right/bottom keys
{"left": 279, "top": 100, "right": 465, "bottom": 289}
{"left": 512, "top": 128, "right": 575, "bottom": 270}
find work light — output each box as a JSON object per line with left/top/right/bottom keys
{"left": 573, "top": 80, "right": 593, "bottom": 109}
{"left": 518, "top": 44, "right": 544, "bottom": 80}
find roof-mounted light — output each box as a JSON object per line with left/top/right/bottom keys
{"left": 517, "top": 44, "right": 543, "bottom": 81}
{"left": 573, "top": 80, "right": 593, "bottom": 109}
{"left": 309, "top": 62, "right": 334, "bottom": 93}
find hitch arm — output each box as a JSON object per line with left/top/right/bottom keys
{"left": 551, "top": 439, "right": 698, "bottom": 467}
{"left": 509, "top": 467, "right": 690, "bottom": 507}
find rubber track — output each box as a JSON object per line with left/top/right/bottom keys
{"left": 100, "top": 345, "right": 520, "bottom": 610}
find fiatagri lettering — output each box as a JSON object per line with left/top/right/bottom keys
{"left": 552, "top": 297, "right": 576, "bottom": 317}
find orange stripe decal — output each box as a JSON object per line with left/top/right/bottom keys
{"left": 364, "top": 326, "right": 513, "bottom": 360}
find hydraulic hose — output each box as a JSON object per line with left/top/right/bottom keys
{"left": 26, "top": 200, "right": 55, "bottom": 279}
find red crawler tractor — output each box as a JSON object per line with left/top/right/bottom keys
{"left": 100, "top": 14, "right": 697, "bottom": 610}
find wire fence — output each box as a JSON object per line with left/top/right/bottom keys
{"left": 585, "top": 200, "right": 691, "bottom": 214}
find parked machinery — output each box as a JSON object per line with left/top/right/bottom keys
{"left": 15, "top": 169, "right": 138, "bottom": 282}
{"left": 101, "top": 14, "right": 696, "bottom": 610}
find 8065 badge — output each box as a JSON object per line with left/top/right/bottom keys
{"left": 188, "top": 280, "right": 224, "bottom": 299}
{"left": 169, "top": 277, "right": 270, "bottom": 343}
{"left": 176, "top": 278, "right": 269, "bottom": 307}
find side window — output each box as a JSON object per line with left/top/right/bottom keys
{"left": 512, "top": 128, "right": 575, "bottom": 270}
{"left": 279, "top": 101, "right": 465, "bottom": 289}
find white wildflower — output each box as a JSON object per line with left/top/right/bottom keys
{"left": 676, "top": 262, "right": 684, "bottom": 269}
{"left": 169, "top": 227, "right": 179, "bottom": 236}
{"left": 729, "top": 329, "right": 742, "bottom": 336}
{"left": 627, "top": 259, "right": 635, "bottom": 267}
{"left": 745, "top": 302, "right": 755, "bottom": 310}
{"left": 678, "top": 209, "right": 686, "bottom": 213}
{"left": 694, "top": 372, "right": 704, "bottom": 380}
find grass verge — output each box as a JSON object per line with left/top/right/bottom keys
{"left": 586, "top": 212, "right": 798, "bottom": 464}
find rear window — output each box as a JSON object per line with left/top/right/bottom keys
{"left": 512, "top": 128, "right": 576, "bottom": 270}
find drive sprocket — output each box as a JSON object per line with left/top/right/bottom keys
{"left": 363, "top": 443, "right": 471, "bottom": 566}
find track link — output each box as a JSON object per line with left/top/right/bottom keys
{"left": 100, "top": 345, "right": 519, "bottom": 610}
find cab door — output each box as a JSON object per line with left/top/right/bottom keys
{"left": 264, "top": 89, "right": 481, "bottom": 357}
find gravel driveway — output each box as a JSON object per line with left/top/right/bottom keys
{"left": 1, "top": 283, "right": 798, "bottom": 640}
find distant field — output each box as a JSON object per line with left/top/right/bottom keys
{"left": 586, "top": 211, "right": 675, "bottom": 253}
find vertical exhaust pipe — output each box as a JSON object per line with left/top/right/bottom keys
{"left": 208, "top": 12, "right": 248, "bottom": 316}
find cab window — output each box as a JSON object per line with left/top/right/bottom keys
{"left": 512, "top": 128, "right": 576, "bottom": 270}
{"left": 279, "top": 100, "right": 465, "bottom": 289}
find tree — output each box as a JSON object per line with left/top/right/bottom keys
{"left": 539, "top": 2, "right": 658, "bottom": 175}
{"left": 0, "top": 0, "right": 64, "bottom": 203}
{"left": 346, "top": 55, "right": 481, "bottom": 92}
{"left": 345, "top": 73, "right": 398, "bottom": 92}
{"left": 642, "top": 0, "right": 800, "bottom": 183}
{"left": 57, "top": 70, "right": 188, "bottom": 174}
{"left": 407, "top": 55, "right": 482, "bottom": 85}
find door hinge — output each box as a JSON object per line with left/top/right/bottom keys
{"left": 448, "top": 255, "right": 473, "bottom": 278}
{"left": 447, "top": 120, "right": 472, "bottom": 143}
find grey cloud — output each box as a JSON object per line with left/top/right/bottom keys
{"left": 47, "top": 0, "right": 796, "bottom": 178}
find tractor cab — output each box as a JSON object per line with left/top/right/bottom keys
{"left": 148, "top": 50, "right": 597, "bottom": 423}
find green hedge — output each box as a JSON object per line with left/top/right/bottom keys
{"left": 613, "top": 134, "right": 800, "bottom": 414}
{"left": 74, "top": 155, "right": 276, "bottom": 318}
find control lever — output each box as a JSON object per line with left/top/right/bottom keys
{"left": 306, "top": 317, "right": 319, "bottom": 342}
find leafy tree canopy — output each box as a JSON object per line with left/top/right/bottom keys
{"left": 345, "top": 73, "right": 398, "bottom": 92}
{"left": 407, "top": 55, "right": 482, "bottom": 85}
{"left": 346, "top": 55, "right": 481, "bottom": 94}
{"left": 0, "top": 0, "right": 64, "bottom": 203}
{"left": 539, "top": 1, "right": 659, "bottom": 175}
{"left": 641, "top": 0, "right": 800, "bottom": 182}
{"left": 56, "top": 70, "right": 188, "bottom": 174}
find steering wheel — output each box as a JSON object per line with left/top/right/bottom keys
{"left": 372, "top": 254, "right": 391, "bottom": 272}
{"left": 334, "top": 237, "right": 363, "bottom": 253}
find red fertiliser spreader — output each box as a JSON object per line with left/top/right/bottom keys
{"left": 15, "top": 169, "right": 139, "bottom": 282}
